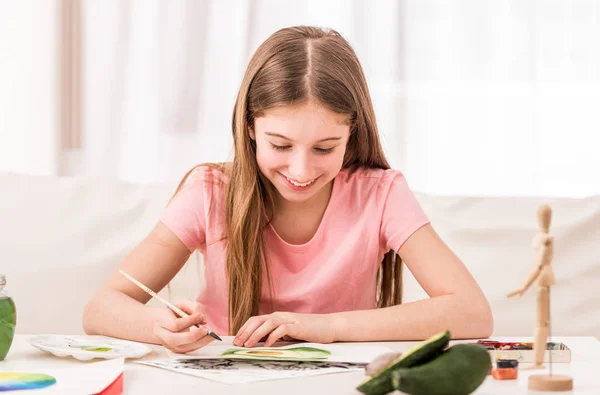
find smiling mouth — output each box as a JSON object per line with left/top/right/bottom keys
{"left": 284, "top": 175, "right": 316, "bottom": 187}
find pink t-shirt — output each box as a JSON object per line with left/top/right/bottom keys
{"left": 160, "top": 166, "right": 429, "bottom": 335}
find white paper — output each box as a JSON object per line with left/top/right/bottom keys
{"left": 169, "top": 337, "right": 394, "bottom": 364}
{"left": 133, "top": 337, "right": 391, "bottom": 384}
{"left": 136, "top": 358, "right": 365, "bottom": 384}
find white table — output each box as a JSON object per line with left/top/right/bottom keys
{"left": 2, "top": 335, "right": 599, "bottom": 394}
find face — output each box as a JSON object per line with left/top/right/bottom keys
{"left": 251, "top": 101, "right": 351, "bottom": 205}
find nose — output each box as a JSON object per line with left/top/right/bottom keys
{"left": 288, "top": 150, "right": 313, "bottom": 182}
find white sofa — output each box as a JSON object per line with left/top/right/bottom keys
{"left": 1, "top": 172, "right": 599, "bottom": 340}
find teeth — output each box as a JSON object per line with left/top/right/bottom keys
{"left": 286, "top": 176, "right": 315, "bottom": 187}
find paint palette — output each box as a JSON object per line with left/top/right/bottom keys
{"left": 28, "top": 335, "right": 152, "bottom": 361}
{"left": 0, "top": 372, "right": 56, "bottom": 392}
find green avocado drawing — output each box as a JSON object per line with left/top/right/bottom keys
{"left": 221, "top": 346, "right": 331, "bottom": 360}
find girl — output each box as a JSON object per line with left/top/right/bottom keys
{"left": 84, "top": 26, "right": 493, "bottom": 353}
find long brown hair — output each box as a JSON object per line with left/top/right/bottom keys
{"left": 175, "top": 26, "right": 402, "bottom": 335}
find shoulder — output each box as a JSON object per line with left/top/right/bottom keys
{"left": 174, "top": 163, "right": 229, "bottom": 199}
{"left": 336, "top": 167, "right": 408, "bottom": 192}
{"left": 335, "top": 167, "right": 418, "bottom": 214}
{"left": 182, "top": 164, "right": 229, "bottom": 188}
{"left": 160, "top": 165, "right": 230, "bottom": 250}
{"left": 164, "top": 164, "right": 229, "bottom": 237}
{"left": 168, "top": 164, "right": 229, "bottom": 213}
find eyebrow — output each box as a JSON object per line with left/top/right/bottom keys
{"left": 265, "top": 132, "right": 341, "bottom": 143}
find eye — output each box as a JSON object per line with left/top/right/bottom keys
{"left": 314, "top": 147, "right": 334, "bottom": 154}
{"left": 269, "top": 143, "right": 291, "bottom": 151}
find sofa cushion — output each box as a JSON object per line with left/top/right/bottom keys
{"left": 408, "top": 193, "right": 600, "bottom": 339}
{"left": 0, "top": 172, "right": 202, "bottom": 335}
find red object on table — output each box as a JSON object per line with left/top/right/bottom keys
{"left": 94, "top": 372, "right": 124, "bottom": 395}
{"left": 492, "top": 359, "right": 519, "bottom": 380}
{"left": 492, "top": 368, "right": 518, "bottom": 380}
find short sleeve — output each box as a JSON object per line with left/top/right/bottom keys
{"left": 379, "top": 171, "right": 430, "bottom": 252}
{"left": 159, "top": 169, "right": 210, "bottom": 252}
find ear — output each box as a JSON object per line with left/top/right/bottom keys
{"left": 249, "top": 126, "right": 255, "bottom": 140}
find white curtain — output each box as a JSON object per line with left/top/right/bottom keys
{"left": 73, "top": 0, "right": 404, "bottom": 184}
{"left": 1, "top": 0, "right": 599, "bottom": 197}
{"left": 401, "top": 0, "right": 600, "bottom": 197}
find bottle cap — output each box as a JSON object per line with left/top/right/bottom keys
{"left": 496, "top": 359, "right": 519, "bottom": 369}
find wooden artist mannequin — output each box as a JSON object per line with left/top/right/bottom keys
{"left": 507, "top": 204, "right": 573, "bottom": 391}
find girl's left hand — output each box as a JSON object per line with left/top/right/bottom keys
{"left": 233, "top": 312, "right": 337, "bottom": 347}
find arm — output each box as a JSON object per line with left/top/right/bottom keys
{"left": 83, "top": 221, "right": 194, "bottom": 344}
{"left": 507, "top": 240, "right": 551, "bottom": 297}
{"left": 507, "top": 265, "right": 542, "bottom": 298}
{"left": 331, "top": 224, "right": 494, "bottom": 341}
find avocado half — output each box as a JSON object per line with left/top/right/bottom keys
{"left": 356, "top": 330, "right": 451, "bottom": 395}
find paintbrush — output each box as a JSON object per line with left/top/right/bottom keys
{"left": 119, "top": 269, "right": 222, "bottom": 341}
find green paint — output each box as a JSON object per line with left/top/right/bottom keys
{"left": 0, "top": 297, "right": 16, "bottom": 361}
{"left": 79, "top": 346, "right": 112, "bottom": 352}
{"left": 68, "top": 343, "right": 114, "bottom": 352}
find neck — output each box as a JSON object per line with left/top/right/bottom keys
{"left": 274, "top": 181, "right": 333, "bottom": 217}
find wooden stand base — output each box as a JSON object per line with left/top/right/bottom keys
{"left": 522, "top": 364, "right": 545, "bottom": 371}
{"left": 528, "top": 374, "right": 573, "bottom": 391}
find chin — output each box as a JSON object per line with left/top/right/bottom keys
{"left": 277, "top": 189, "right": 318, "bottom": 203}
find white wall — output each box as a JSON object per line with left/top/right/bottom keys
{"left": 0, "top": 1, "right": 59, "bottom": 176}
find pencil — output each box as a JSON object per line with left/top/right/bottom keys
{"left": 118, "top": 269, "right": 222, "bottom": 341}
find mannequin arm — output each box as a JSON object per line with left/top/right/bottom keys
{"left": 507, "top": 264, "right": 542, "bottom": 298}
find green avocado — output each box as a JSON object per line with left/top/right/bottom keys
{"left": 391, "top": 343, "right": 491, "bottom": 395}
{"left": 356, "top": 330, "right": 451, "bottom": 395}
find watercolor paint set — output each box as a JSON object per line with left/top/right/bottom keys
{"left": 475, "top": 340, "right": 571, "bottom": 363}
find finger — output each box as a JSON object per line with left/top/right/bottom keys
{"left": 170, "top": 332, "right": 216, "bottom": 354}
{"left": 154, "top": 322, "right": 208, "bottom": 348}
{"left": 235, "top": 320, "right": 252, "bottom": 342}
{"left": 234, "top": 316, "right": 267, "bottom": 347}
{"left": 161, "top": 312, "right": 207, "bottom": 333}
{"left": 155, "top": 322, "right": 207, "bottom": 347}
{"left": 174, "top": 299, "right": 206, "bottom": 316}
{"left": 244, "top": 318, "right": 282, "bottom": 348}
{"left": 264, "top": 324, "right": 291, "bottom": 347}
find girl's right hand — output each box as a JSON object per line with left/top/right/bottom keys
{"left": 153, "top": 299, "right": 215, "bottom": 353}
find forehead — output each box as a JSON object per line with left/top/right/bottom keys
{"left": 256, "top": 102, "right": 350, "bottom": 131}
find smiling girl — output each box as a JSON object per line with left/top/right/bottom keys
{"left": 83, "top": 26, "right": 493, "bottom": 353}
